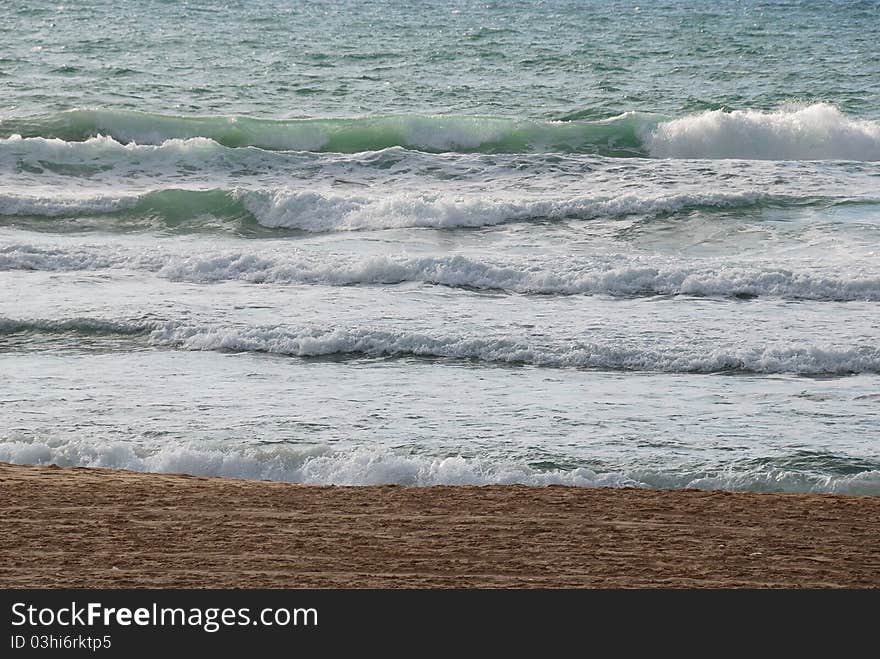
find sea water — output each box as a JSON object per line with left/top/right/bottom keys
{"left": 1, "top": 0, "right": 878, "bottom": 493}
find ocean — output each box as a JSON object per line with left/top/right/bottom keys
{"left": 1, "top": 0, "right": 878, "bottom": 493}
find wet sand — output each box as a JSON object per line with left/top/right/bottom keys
{"left": 1, "top": 462, "right": 877, "bottom": 588}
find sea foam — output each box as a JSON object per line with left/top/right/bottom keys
{"left": 3, "top": 242, "right": 880, "bottom": 301}
{"left": 646, "top": 103, "right": 880, "bottom": 161}
{"left": 0, "top": 187, "right": 787, "bottom": 230}
{"left": 149, "top": 324, "right": 880, "bottom": 375}
{"left": 0, "top": 439, "right": 876, "bottom": 494}
{"left": 2, "top": 316, "right": 878, "bottom": 375}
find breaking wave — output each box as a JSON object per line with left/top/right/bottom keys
{"left": 148, "top": 325, "right": 880, "bottom": 375}
{"left": 2, "top": 244, "right": 879, "bottom": 301}
{"left": 2, "top": 103, "right": 879, "bottom": 160}
{"left": 646, "top": 103, "right": 880, "bottom": 161}
{"left": 0, "top": 109, "right": 650, "bottom": 156}
{"left": 0, "top": 187, "right": 814, "bottom": 230}
{"left": 3, "top": 317, "right": 879, "bottom": 375}
{"left": 1, "top": 440, "right": 877, "bottom": 493}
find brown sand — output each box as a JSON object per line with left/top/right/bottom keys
{"left": 1, "top": 462, "right": 877, "bottom": 588}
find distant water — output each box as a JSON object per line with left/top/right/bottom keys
{"left": 1, "top": 0, "right": 878, "bottom": 493}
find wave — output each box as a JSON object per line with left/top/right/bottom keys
{"left": 149, "top": 325, "right": 880, "bottom": 375}
{"left": 646, "top": 103, "right": 880, "bottom": 161}
{"left": 0, "top": 132, "right": 228, "bottom": 165}
{"left": 1, "top": 440, "right": 877, "bottom": 493}
{"left": 3, "top": 244, "right": 880, "bottom": 301}
{"left": 241, "top": 188, "right": 786, "bottom": 232}
{"left": 0, "top": 187, "right": 810, "bottom": 230}
{"left": 2, "top": 103, "right": 879, "bottom": 160}
{"left": 0, "top": 109, "right": 651, "bottom": 156}
{"left": 0, "top": 189, "right": 243, "bottom": 225}
{"left": 0, "top": 317, "right": 151, "bottom": 336}
{"left": 3, "top": 317, "right": 878, "bottom": 375}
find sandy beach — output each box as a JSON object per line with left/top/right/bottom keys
{"left": 1, "top": 462, "right": 877, "bottom": 588}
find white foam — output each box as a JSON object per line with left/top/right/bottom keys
{"left": 0, "top": 242, "right": 165, "bottom": 272}
{"left": 0, "top": 184, "right": 780, "bottom": 229}
{"left": 0, "top": 439, "right": 632, "bottom": 486}
{"left": 239, "top": 188, "right": 771, "bottom": 231}
{"left": 646, "top": 103, "right": 880, "bottom": 160}
{"left": 1, "top": 109, "right": 636, "bottom": 154}
{"left": 5, "top": 106, "right": 880, "bottom": 161}
{"left": 2, "top": 314, "right": 876, "bottom": 375}
{"left": 5, "top": 242, "right": 878, "bottom": 301}
{"left": 0, "top": 133, "right": 225, "bottom": 163}
{"left": 684, "top": 469, "right": 880, "bottom": 496}
{"left": 386, "top": 115, "right": 516, "bottom": 151}
{"left": 149, "top": 323, "right": 880, "bottom": 375}
{"left": 1, "top": 439, "right": 876, "bottom": 493}
{"left": 0, "top": 191, "right": 137, "bottom": 217}
{"left": 75, "top": 110, "right": 331, "bottom": 151}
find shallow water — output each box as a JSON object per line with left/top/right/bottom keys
{"left": 1, "top": 0, "right": 878, "bottom": 492}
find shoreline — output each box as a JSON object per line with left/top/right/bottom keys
{"left": 1, "top": 461, "right": 878, "bottom": 589}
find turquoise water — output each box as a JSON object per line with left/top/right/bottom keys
{"left": 1, "top": 1, "right": 879, "bottom": 492}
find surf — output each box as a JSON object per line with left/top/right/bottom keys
{"left": 0, "top": 439, "right": 877, "bottom": 493}
{"left": 646, "top": 103, "right": 880, "bottom": 161}
{"left": 3, "top": 103, "right": 880, "bottom": 160}
{"left": 3, "top": 242, "right": 880, "bottom": 302}
{"left": 3, "top": 317, "right": 879, "bottom": 376}
{"left": 0, "top": 187, "right": 827, "bottom": 231}
{"left": 0, "top": 109, "right": 651, "bottom": 157}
